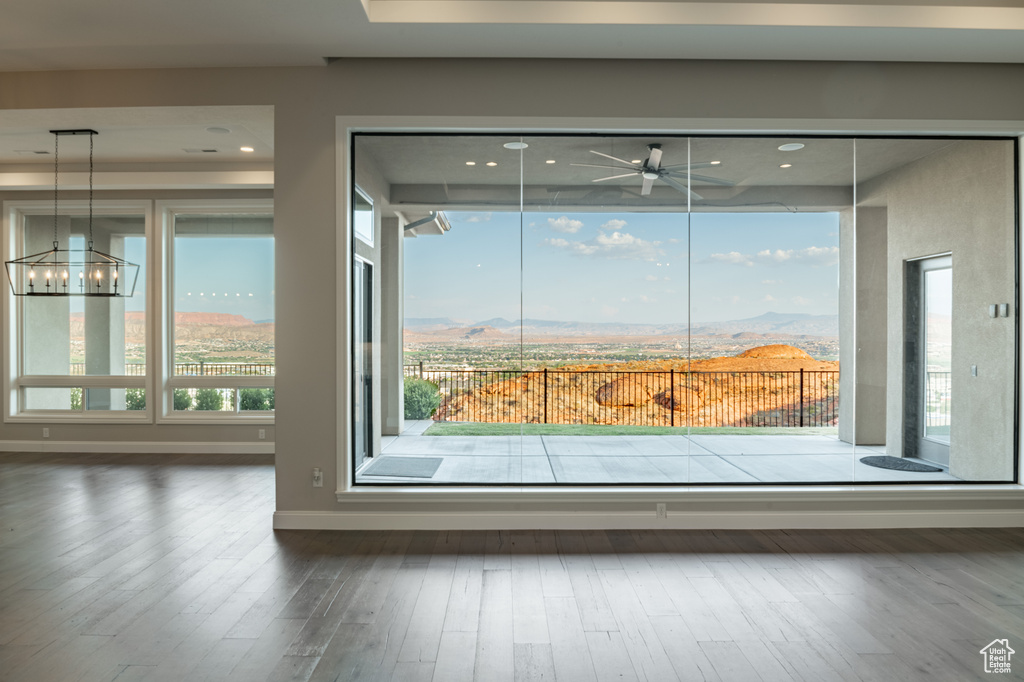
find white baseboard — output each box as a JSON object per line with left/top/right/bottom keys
{"left": 273, "top": 508, "right": 1024, "bottom": 531}
{"left": 0, "top": 440, "right": 275, "bottom": 454}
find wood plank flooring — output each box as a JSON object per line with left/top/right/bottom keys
{"left": 3, "top": 452, "right": 1024, "bottom": 681}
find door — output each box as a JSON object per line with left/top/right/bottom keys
{"left": 353, "top": 258, "right": 374, "bottom": 469}
{"left": 917, "top": 255, "right": 952, "bottom": 466}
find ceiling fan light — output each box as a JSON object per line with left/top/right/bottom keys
{"left": 642, "top": 171, "right": 659, "bottom": 180}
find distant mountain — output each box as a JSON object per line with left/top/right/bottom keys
{"left": 405, "top": 312, "right": 837, "bottom": 340}
{"left": 404, "top": 317, "right": 469, "bottom": 331}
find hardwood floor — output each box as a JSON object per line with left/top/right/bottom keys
{"left": 2, "top": 452, "right": 1023, "bottom": 681}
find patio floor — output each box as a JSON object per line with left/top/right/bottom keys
{"left": 358, "top": 420, "right": 960, "bottom": 485}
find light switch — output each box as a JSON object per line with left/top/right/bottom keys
{"left": 1000, "top": 303, "right": 1010, "bottom": 317}
{"left": 971, "top": 365, "right": 978, "bottom": 377}
{"left": 990, "top": 304, "right": 998, "bottom": 318}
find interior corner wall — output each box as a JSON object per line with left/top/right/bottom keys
{"left": 860, "top": 141, "right": 1016, "bottom": 480}
{"left": 838, "top": 206, "right": 888, "bottom": 445}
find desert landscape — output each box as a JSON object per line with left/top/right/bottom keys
{"left": 427, "top": 344, "right": 839, "bottom": 428}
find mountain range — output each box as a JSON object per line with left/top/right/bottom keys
{"left": 404, "top": 312, "right": 838, "bottom": 339}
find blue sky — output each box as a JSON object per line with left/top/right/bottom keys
{"left": 173, "top": 237, "right": 275, "bottom": 321}
{"left": 405, "top": 211, "right": 839, "bottom": 324}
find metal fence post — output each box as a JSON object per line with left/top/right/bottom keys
{"left": 543, "top": 368, "right": 548, "bottom": 424}
{"left": 670, "top": 369, "right": 675, "bottom": 427}
{"left": 799, "top": 368, "right": 805, "bottom": 427}
{"left": 419, "top": 360, "right": 424, "bottom": 378}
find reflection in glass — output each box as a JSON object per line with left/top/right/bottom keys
{"left": 923, "top": 267, "right": 952, "bottom": 444}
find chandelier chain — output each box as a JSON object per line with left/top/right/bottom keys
{"left": 52, "top": 133, "right": 59, "bottom": 248}
{"left": 88, "top": 132, "right": 94, "bottom": 248}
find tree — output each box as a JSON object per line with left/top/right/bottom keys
{"left": 239, "top": 388, "right": 270, "bottom": 411}
{"left": 404, "top": 378, "right": 440, "bottom": 420}
{"left": 194, "top": 388, "right": 225, "bottom": 411}
{"left": 126, "top": 388, "right": 146, "bottom": 410}
{"left": 173, "top": 388, "right": 193, "bottom": 411}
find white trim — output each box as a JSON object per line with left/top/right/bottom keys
{"left": 0, "top": 440, "right": 275, "bottom": 454}
{"left": 0, "top": 170, "right": 273, "bottom": 191}
{"left": 275, "top": 506, "right": 1024, "bottom": 530}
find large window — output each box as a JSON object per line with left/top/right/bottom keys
{"left": 351, "top": 133, "right": 1017, "bottom": 486}
{"left": 164, "top": 203, "right": 275, "bottom": 419}
{"left": 7, "top": 202, "right": 149, "bottom": 418}
{"left": 4, "top": 199, "right": 274, "bottom": 423}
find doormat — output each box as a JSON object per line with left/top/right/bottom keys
{"left": 361, "top": 456, "right": 443, "bottom": 478}
{"left": 859, "top": 455, "right": 943, "bottom": 473}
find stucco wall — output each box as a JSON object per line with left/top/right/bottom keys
{"left": 858, "top": 140, "right": 1016, "bottom": 480}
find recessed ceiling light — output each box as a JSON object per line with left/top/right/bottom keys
{"left": 486, "top": 161, "right": 498, "bottom": 167}
{"left": 14, "top": 150, "right": 49, "bottom": 155}
{"left": 240, "top": 146, "right": 255, "bottom": 153}
{"left": 546, "top": 159, "right": 556, "bottom": 164}
{"left": 709, "top": 160, "right": 721, "bottom": 165}
{"left": 206, "top": 127, "right": 231, "bottom": 134}
{"left": 780, "top": 163, "right": 793, "bottom": 168}
{"left": 503, "top": 141, "right": 528, "bottom": 150}
{"left": 631, "top": 159, "right": 643, "bottom": 164}
{"left": 778, "top": 143, "right": 805, "bottom": 152}
{"left": 465, "top": 161, "right": 476, "bottom": 166}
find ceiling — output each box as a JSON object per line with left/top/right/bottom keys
{"left": 355, "top": 134, "right": 960, "bottom": 212}
{"left": 1, "top": 0, "right": 1023, "bottom": 72}
{"left": 0, "top": 107, "right": 274, "bottom": 170}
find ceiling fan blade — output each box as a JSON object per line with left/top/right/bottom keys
{"left": 663, "top": 171, "right": 736, "bottom": 186}
{"left": 660, "top": 174, "right": 704, "bottom": 200}
{"left": 641, "top": 176, "right": 655, "bottom": 196}
{"left": 661, "top": 161, "right": 721, "bottom": 171}
{"left": 646, "top": 146, "right": 663, "bottom": 170}
{"left": 590, "top": 150, "right": 637, "bottom": 166}
{"left": 570, "top": 162, "right": 637, "bottom": 171}
{"left": 593, "top": 173, "right": 639, "bottom": 183}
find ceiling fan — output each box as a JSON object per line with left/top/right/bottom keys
{"left": 571, "top": 143, "right": 734, "bottom": 199}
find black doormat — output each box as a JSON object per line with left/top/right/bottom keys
{"left": 361, "top": 456, "right": 443, "bottom": 478}
{"left": 859, "top": 455, "right": 943, "bottom": 473}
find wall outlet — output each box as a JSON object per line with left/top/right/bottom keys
{"left": 42, "top": 427, "right": 49, "bottom": 438}
{"left": 312, "top": 467, "right": 323, "bottom": 487}
{"left": 258, "top": 429, "right": 266, "bottom": 440}
{"left": 657, "top": 502, "right": 667, "bottom": 519}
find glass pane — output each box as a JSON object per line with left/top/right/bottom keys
{"left": 353, "top": 133, "right": 524, "bottom": 483}
{"left": 172, "top": 388, "right": 235, "bottom": 412}
{"left": 23, "top": 387, "right": 78, "bottom": 410}
{"left": 923, "top": 267, "right": 952, "bottom": 444}
{"left": 22, "top": 214, "right": 146, "bottom": 376}
{"left": 853, "top": 138, "right": 1016, "bottom": 482}
{"left": 172, "top": 214, "right": 275, "bottom": 377}
{"left": 239, "top": 387, "right": 275, "bottom": 411}
{"left": 522, "top": 135, "right": 691, "bottom": 484}
{"left": 689, "top": 137, "right": 850, "bottom": 484}
{"left": 84, "top": 388, "right": 146, "bottom": 411}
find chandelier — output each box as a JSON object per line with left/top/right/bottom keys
{"left": 5, "top": 129, "right": 139, "bottom": 297}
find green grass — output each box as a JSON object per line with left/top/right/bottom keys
{"left": 423, "top": 422, "right": 838, "bottom": 437}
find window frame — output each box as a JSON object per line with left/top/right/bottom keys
{"left": 3, "top": 199, "right": 153, "bottom": 423}
{"left": 156, "top": 199, "right": 275, "bottom": 424}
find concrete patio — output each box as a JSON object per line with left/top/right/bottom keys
{"left": 358, "top": 420, "right": 960, "bottom": 485}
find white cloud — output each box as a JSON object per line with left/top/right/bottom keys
{"left": 543, "top": 231, "right": 663, "bottom": 261}
{"left": 757, "top": 246, "right": 839, "bottom": 266}
{"left": 792, "top": 296, "right": 812, "bottom": 306}
{"left": 645, "top": 275, "right": 659, "bottom": 281}
{"left": 548, "top": 216, "right": 584, "bottom": 233}
{"left": 706, "top": 251, "right": 754, "bottom": 267}
{"left": 601, "top": 305, "right": 619, "bottom": 317}
{"left": 463, "top": 212, "right": 492, "bottom": 223}
{"left": 600, "top": 218, "right": 628, "bottom": 231}
{"left": 762, "top": 294, "right": 776, "bottom": 303}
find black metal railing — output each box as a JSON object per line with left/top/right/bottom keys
{"left": 405, "top": 364, "right": 839, "bottom": 428}
{"left": 925, "top": 371, "right": 951, "bottom": 431}
{"left": 70, "top": 362, "right": 275, "bottom": 376}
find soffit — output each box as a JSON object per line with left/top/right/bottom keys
{"left": 0, "top": 1, "right": 1023, "bottom": 72}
